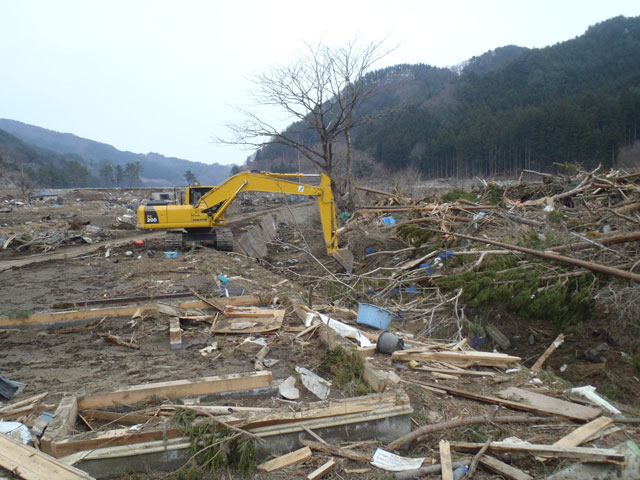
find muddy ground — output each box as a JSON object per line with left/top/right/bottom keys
{"left": 1, "top": 187, "right": 639, "bottom": 480}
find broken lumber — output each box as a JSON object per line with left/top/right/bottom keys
{"left": 549, "top": 231, "right": 640, "bottom": 253}
{"left": 0, "top": 296, "right": 260, "bottom": 328}
{"left": 485, "top": 324, "right": 511, "bottom": 350}
{"left": 478, "top": 455, "right": 533, "bottom": 480}
{"left": 0, "top": 392, "right": 48, "bottom": 414}
{"left": 497, "top": 387, "right": 601, "bottom": 421}
{"left": 77, "top": 371, "right": 272, "bottom": 410}
{"left": 388, "top": 415, "right": 557, "bottom": 450}
{"left": 257, "top": 446, "right": 312, "bottom": 472}
{"left": 404, "top": 380, "right": 599, "bottom": 421}
{"left": 554, "top": 416, "right": 613, "bottom": 448}
{"left": 530, "top": 333, "right": 564, "bottom": 372}
{"left": 307, "top": 459, "right": 335, "bottom": 480}
{"left": 442, "top": 231, "right": 640, "bottom": 283}
{"left": 0, "top": 432, "right": 95, "bottom": 480}
{"left": 449, "top": 441, "right": 625, "bottom": 463}
{"left": 301, "top": 438, "right": 372, "bottom": 463}
{"left": 439, "top": 440, "right": 454, "bottom": 480}
{"left": 83, "top": 409, "right": 161, "bottom": 425}
{"left": 41, "top": 396, "right": 78, "bottom": 455}
{"left": 392, "top": 349, "right": 520, "bottom": 367}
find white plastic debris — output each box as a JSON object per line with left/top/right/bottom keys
{"left": 295, "top": 366, "right": 331, "bottom": 400}
{"left": 0, "top": 421, "right": 31, "bottom": 444}
{"left": 569, "top": 385, "right": 621, "bottom": 415}
{"left": 371, "top": 448, "right": 425, "bottom": 471}
{"left": 279, "top": 376, "right": 300, "bottom": 400}
{"left": 303, "top": 311, "right": 374, "bottom": 348}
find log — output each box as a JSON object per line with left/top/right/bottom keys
{"left": 549, "top": 231, "right": 640, "bottom": 252}
{"left": 443, "top": 231, "right": 640, "bottom": 283}
{"left": 388, "top": 415, "right": 556, "bottom": 450}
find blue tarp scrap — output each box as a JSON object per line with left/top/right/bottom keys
{"left": 365, "top": 247, "right": 376, "bottom": 255}
{"left": 404, "top": 284, "right": 418, "bottom": 295}
{"left": 381, "top": 216, "right": 396, "bottom": 226}
{"left": 438, "top": 250, "right": 454, "bottom": 260}
{"left": 419, "top": 262, "right": 435, "bottom": 275}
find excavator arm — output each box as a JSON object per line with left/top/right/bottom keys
{"left": 138, "top": 171, "right": 353, "bottom": 271}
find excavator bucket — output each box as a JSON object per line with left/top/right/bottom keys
{"left": 332, "top": 248, "right": 354, "bottom": 274}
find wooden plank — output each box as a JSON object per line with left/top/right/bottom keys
{"left": 404, "top": 381, "right": 599, "bottom": 421}
{"left": 41, "top": 396, "right": 78, "bottom": 455}
{"left": 554, "top": 416, "right": 613, "bottom": 447}
{"left": 439, "top": 439, "right": 454, "bottom": 480}
{"left": 257, "top": 446, "right": 312, "bottom": 472}
{"left": 450, "top": 441, "right": 625, "bottom": 463}
{"left": 392, "top": 349, "right": 520, "bottom": 367}
{"left": 497, "top": 387, "right": 601, "bottom": 422}
{"left": 0, "top": 296, "right": 260, "bottom": 328}
{"left": 0, "top": 392, "right": 48, "bottom": 413}
{"left": 169, "top": 317, "right": 182, "bottom": 350}
{"left": 212, "top": 309, "right": 284, "bottom": 334}
{"left": 479, "top": 455, "right": 533, "bottom": 480}
{"left": 50, "top": 423, "right": 183, "bottom": 458}
{"left": 531, "top": 333, "right": 564, "bottom": 372}
{"left": 307, "top": 459, "right": 336, "bottom": 480}
{"left": 77, "top": 371, "right": 272, "bottom": 410}
{"left": 0, "top": 432, "right": 94, "bottom": 480}
{"left": 83, "top": 409, "right": 161, "bottom": 425}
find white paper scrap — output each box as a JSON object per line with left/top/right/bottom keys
{"left": 295, "top": 366, "right": 331, "bottom": 400}
{"left": 371, "top": 448, "right": 424, "bottom": 472}
{"left": 303, "top": 311, "right": 374, "bottom": 348}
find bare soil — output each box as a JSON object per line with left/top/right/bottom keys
{"left": 0, "top": 188, "right": 638, "bottom": 480}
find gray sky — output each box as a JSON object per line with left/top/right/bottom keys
{"left": 1, "top": 1, "right": 639, "bottom": 166}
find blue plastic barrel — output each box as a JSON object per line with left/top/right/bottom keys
{"left": 357, "top": 303, "right": 393, "bottom": 330}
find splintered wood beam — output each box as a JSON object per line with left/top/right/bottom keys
{"left": 257, "top": 446, "right": 312, "bottom": 472}
{"left": 41, "top": 396, "right": 78, "bottom": 455}
{"left": 392, "top": 349, "right": 520, "bottom": 367}
{"left": 450, "top": 441, "right": 625, "bottom": 463}
{"left": 0, "top": 296, "right": 260, "bottom": 328}
{"left": 497, "top": 387, "right": 601, "bottom": 421}
{"left": 0, "top": 433, "right": 95, "bottom": 480}
{"left": 531, "top": 333, "right": 564, "bottom": 372}
{"left": 77, "top": 371, "right": 272, "bottom": 410}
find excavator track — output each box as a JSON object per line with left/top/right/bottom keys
{"left": 214, "top": 228, "right": 234, "bottom": 251}
{"left": 165, "top": 230, "right": 183, "bottom": 249}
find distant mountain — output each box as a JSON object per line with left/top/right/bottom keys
{"left": 0, "top": 119, "right": 231, "bottom": 187}
{"left": 250, "top": 16, "right": 640, "bottom": 178}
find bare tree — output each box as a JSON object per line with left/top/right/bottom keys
{"left": 222, "top": 38, "right": 392, "bottom": 205}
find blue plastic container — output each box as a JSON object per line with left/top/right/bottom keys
{"left": 164, "top": 251, "right": 179, "bottom": 258}
{"left": 357, "top": 303, "right": 393, "bottom": 330}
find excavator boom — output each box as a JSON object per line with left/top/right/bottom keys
{"left": 137, "top": 171, "right": 353, "bottom": 271}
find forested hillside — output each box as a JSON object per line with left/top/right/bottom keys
{"left": 0, "top": 119, "right": 231, "bottom": 187}
{"left": 0, "top": 128, "right": 99, "bottom": 189}
{"left": 252, "top": 16, "right": 640, "bottom": 178}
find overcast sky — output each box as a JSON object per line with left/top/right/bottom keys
{"left": 1, "top": 1, "right": 639, "bottom": 167}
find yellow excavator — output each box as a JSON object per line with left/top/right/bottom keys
{"left": 137, "top": 171, "right": 353, "bottom": 271}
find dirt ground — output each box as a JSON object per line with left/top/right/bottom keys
{"left": 1, "top": 187, "right": 639, "bottom": 480}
